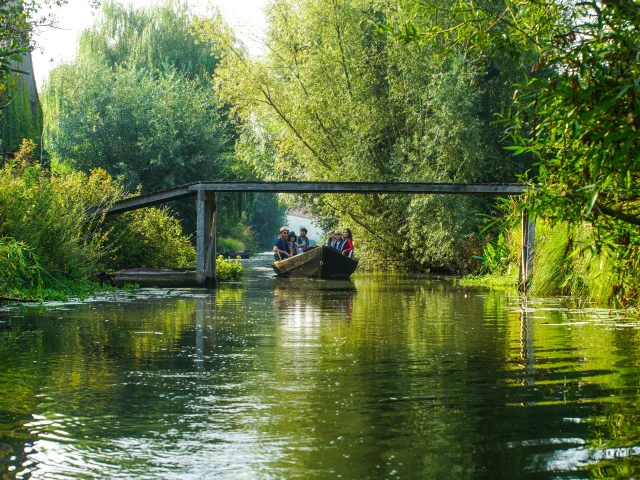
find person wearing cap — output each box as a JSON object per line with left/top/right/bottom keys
{"left": 274, "top": 227, "right": 291, "bottom": 259}
{"left": 297, "top": 227, "right": 310, "bottom": 252}
{"left": 288, "top": 231, "right": 299, "bottom": 256}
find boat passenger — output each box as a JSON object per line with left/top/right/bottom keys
{"left": 327, "top": 230, "right": 336, "bottom": 247}
{"left": 297, "top": 228, "right": 310, "bottom": 252}
{"left": 273, "top": 227, "right": 291, "bottom": 259}
{"left": 342, "top": 228, "right": 354, "bottom": 257}
{"left": 333, "top": 231, "right": 345, "bottom": 252}
{"left": 288, "top": 231, "right": 299, "bottom": 256}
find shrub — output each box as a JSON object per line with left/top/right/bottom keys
{"left": 217, "top": 237, "right": 245, "bottom": 253}
{"left": 216, "top": 255, "right": 243, "bottom": 281}
{"left": 0, "top": 140, "right": 121, "bottom": 280}
{"left": 104, "top": 207, "right": 195, "bottom": 270}
{"left": 0, "top": 139, "right": 197, "bottom": 295}
{"left": 0, "top": 237, "right": 43, "bottom": 293}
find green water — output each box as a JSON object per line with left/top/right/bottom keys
{"left": 1, "top": 261, "right": 639, "bottom": 478}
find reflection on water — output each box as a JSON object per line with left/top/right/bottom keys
{"left": 1, "top": 265, "right": 640, "bottom": 478}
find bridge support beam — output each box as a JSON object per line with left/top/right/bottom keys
{"left": 196, "top": 191, "right": 216, "bottom": 286}
{"left": 519, "top": 206, "right": 535, "bottom": 293}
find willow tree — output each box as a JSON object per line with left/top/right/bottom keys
{"left": 42, "top": 2, "right": 250, "bottom": 240}
{"left": 208, "top": 0, "right": 529, "bottom": 270}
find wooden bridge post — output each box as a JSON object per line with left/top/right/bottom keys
{"left": 196, "top": 191, "right": 216, "bottom": 286}
{"left": 519, "top": 204, "right": 535, "bottom": 293}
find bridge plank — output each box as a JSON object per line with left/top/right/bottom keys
{"left": 188, "top": 182, "right": 527, "bottom": 195}
{"left": 96, "top": 182, "right": 529, "bottom": 217}
{"left": 98, "top": 186, "right": 195, "bottom": 216}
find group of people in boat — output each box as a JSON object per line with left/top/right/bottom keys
{"left": 326, "top": 229, "right": 354, "bottom": 257}
{"left": 273, "top": 227, "right": 354, "bottom": 259}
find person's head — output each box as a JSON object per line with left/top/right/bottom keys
{"left": 328, "top": 230, "right": 335, "bottom": 239}
{"left": 300, "top": 228, "right": 308, "bottom": 237}
{"left": 334, "top": 231, "right": 343, "bottom": 241}
{"left": 279, "top": 227, "right": 289, "bottom": 239}
{"left": 343, "top": 228, "right": 352, "bottom": 240}
{"left": 288, "top": 231, "right": 297, "bottom": 242}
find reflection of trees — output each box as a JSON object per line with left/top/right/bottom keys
{"left": 263, "top": 277, "right": 518, "bottom": 477}
{"left": 0, "top": 299, "right": 204, "bottom": 476}
{"left": 3, "top": 279, "right": 640, "bottom": 477}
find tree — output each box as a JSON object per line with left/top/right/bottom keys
{"left": 390, "top": 0, "right": 640, "bottom": 301}
{"left": 44, "top": 63, "right": 233, "bottom": 191}
{"left": 210, "top": 0, "right": 529, "bottom": 271}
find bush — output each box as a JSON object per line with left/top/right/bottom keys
{"left": 217, "top": 237, "right": 245, "bottom": 253}
{"left": 0, "top": 238, "right": 43, "bottom": 293}
{"left": 0, "top": 140, "right": 121, "bottom": 280}
{"left": 104, "top": 207, "right": 195, "bottom": 270}
{"left": 0, "top": 139, "right": 197, "bottom": 296}
{"left": 216, "top": 255, "right": 243, "bottom": 281}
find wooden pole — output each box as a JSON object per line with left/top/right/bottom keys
{"left": 196, "top": 191, "right": 216, "bottom": 286}
{"left": 519, "top": 205, "right": 535, "bottom": 292}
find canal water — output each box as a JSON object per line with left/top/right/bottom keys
{"left": 1, "top": 256, "right": 639, "bottom": 478}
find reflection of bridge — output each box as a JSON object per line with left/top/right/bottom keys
{"left": 97, "top": 182, "right": 534, "bottom": 287}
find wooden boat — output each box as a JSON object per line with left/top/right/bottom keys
{"left": 272, "top": 246, "right": 358, "bottom": 279}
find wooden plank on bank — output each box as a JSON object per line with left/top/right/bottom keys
{"left": 188, "top": 182, "right": 527, "bottom": 195}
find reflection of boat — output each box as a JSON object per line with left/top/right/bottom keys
{"left": 222, "top": 250, "right": 252, "bottom": 259}
{"left": 272, "top": 246, "right": 359, "bottom": 279}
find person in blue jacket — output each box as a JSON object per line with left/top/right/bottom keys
{"left": 273, "top": 227, "right": 291, "bottom": 259}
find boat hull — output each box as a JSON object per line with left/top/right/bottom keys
{"left": 272, "top": 246, "right": 358, "bottom": 279}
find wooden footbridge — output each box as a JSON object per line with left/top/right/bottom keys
{"left": 98, "top": 182, "right": 534, "bottom": 289}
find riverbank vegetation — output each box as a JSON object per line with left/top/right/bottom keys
{"left": 396, "top": 0, "right": 639, "bottom": 307}
{"left": 1, "top": 0, "right": 637, "bottom": 306}
{"left": 0, "top": 140, "right": 195, "bottom": 300}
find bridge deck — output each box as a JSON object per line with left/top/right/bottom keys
{"left": 101, "top": 182, "right": 528, "bottom": 215}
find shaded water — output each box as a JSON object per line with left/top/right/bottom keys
{"left": 1, "top": 257, "right": 640, "bottom": 478}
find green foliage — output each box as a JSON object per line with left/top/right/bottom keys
{"left": 43, "top": 63, "right": 233, "bottom": 192}
{"left": 0, "top": 75, "right": 40, "bottom": 154}
{"left": 391, "top": 0, "right": 640, "bottom": 303}
{"left": 0, "top": 0, "right": 75, "bottom": 109}
{"left": 78, "top": 0, "right": 221, "bottom": 80}
{"left": 530, "top": 222, "right": 618, "bottom": 304}
{"left": 104, "top": 207, "right": 195, "bottom": 270}
{"left": 474, "top": 233, "right": 510, "bottom": 274}
{"left": 210, "top": 0, "right": 529, "bottom": 272}
{"left": 216, "top": 255, "right": 243, "bottom": 281}
{"left": 42, "top": 1, "right": 242, "bottom": 236}
{"left": 217, "top": 236, "right": 245, "bottom": 253}
{"left": 0, "top": 140, "right": 197, "bottom": 299}
{"left": 0, "top": 237, "right": 42, "bottom": 292}
{"left": 0, "top": 140, "right": 119, "bottom": 279}
{"left": 0, "top": 1, "right": 32, "bottom": 108}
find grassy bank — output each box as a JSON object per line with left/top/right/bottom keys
{"left": 460, "top": 211, "right": 637, "bottom": 308}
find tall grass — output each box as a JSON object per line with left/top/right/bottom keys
{"left": 462, "top": 197, "right": 629, "bottom": 307}
{"left": 530, "top": 222, "right": 616, "bottom": 303}
{"left": 0, "top": 238, "right": 43, "bottom": 293}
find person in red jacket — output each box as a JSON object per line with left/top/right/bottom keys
{"left": 341, "top": 228, "right": 354, "bottom": 257}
